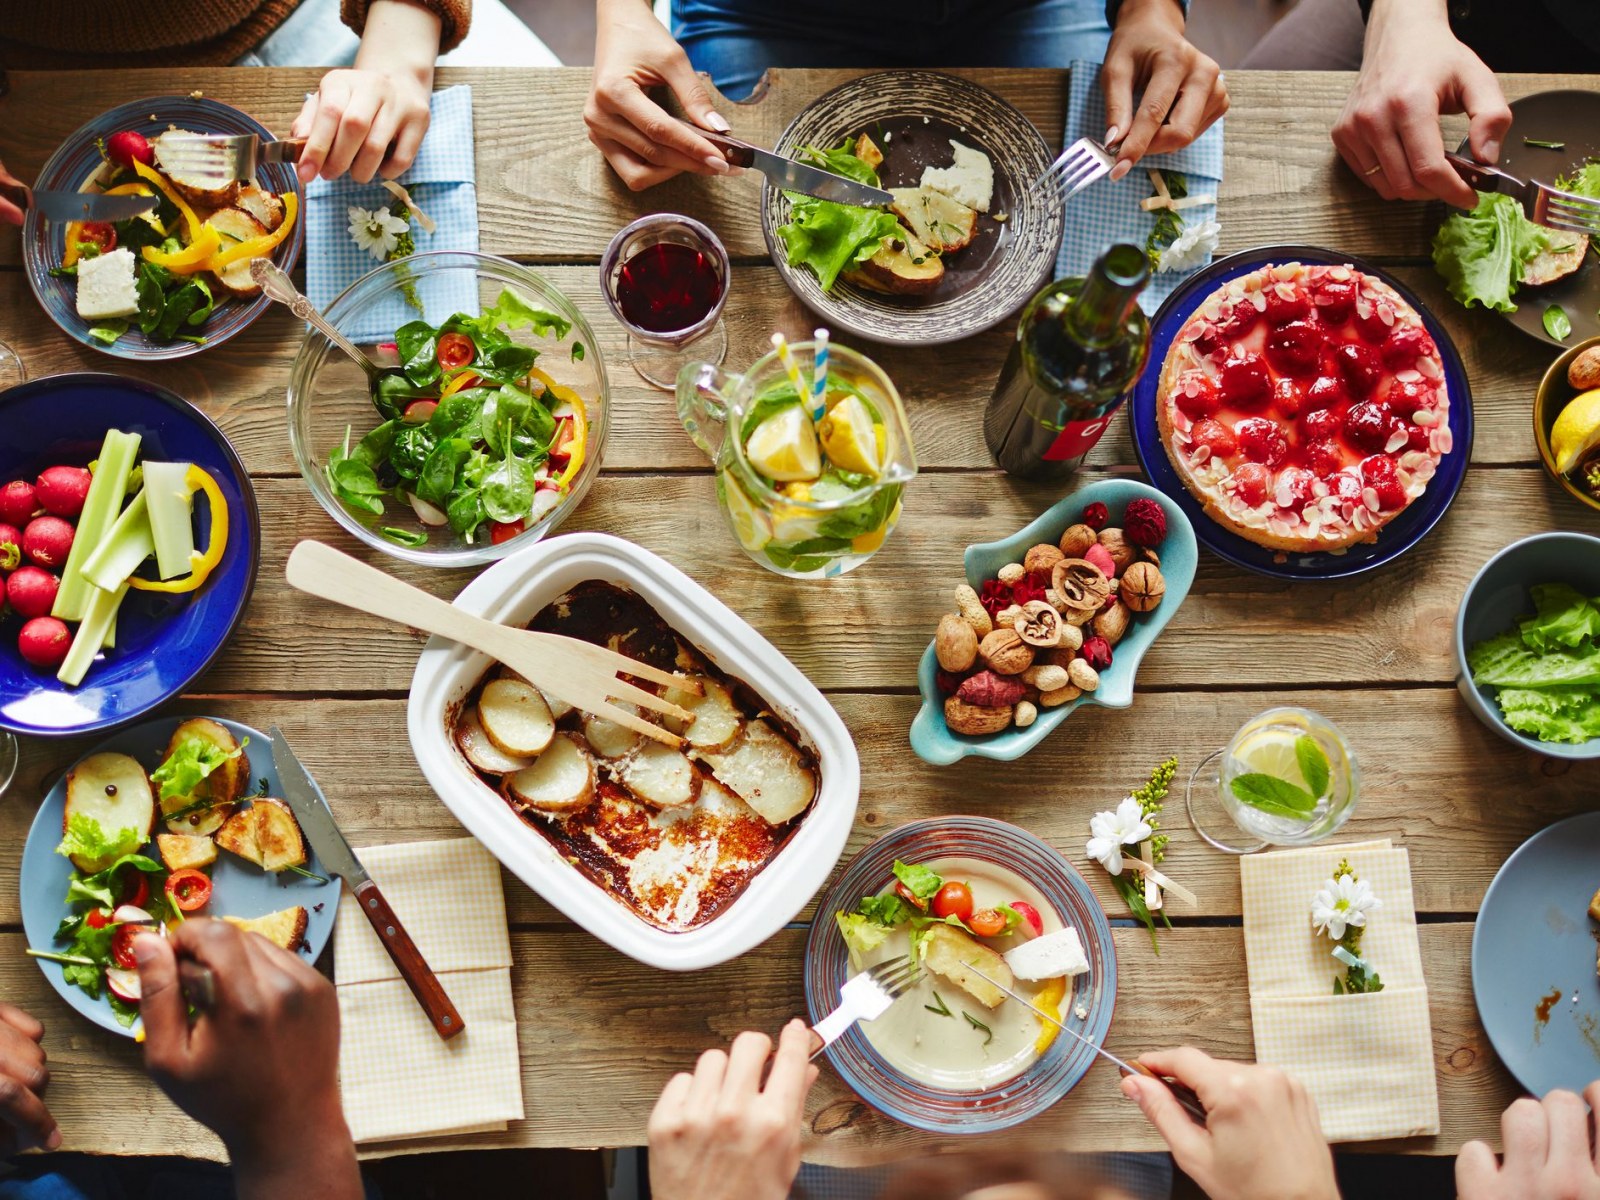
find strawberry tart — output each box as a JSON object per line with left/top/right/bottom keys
{"left": 1156, "top": 261, "right": 1453, "bottom": 554}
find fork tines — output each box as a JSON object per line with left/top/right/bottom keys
{"left": 1026, "top": 137, "right": 1115, "bottom": 208}
{"left": 867, "top": 955, "right": 921, "bottom": 999}
{"left": 1537, "top": 184, "right": 1600, "bottom": 238}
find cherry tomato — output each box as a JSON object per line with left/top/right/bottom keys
{"left": 85, "top": 909, "right": 113, "bottom": 930}
{"left": 893, "top": 881, "right": 929, "bottom": 912}
{"left": 110, "top": 923, "right": 141, "bottom": 970}
{"left": 116, "top": 867, "right": 149, "bottom": 910}
{"left": 1009, "top": 900, "right": 1043, "bottom": 936}
{"left": 435, "top": 332, "right": 476, "bottom": 371}
{"left": 968, "top": 908, "right": 1007, "bottom": 937}
{"left": 931, "top": 881, "right": 974, "bottom": 923}
{"left": 402, "top": 399, "right": 438, "bottom": 424}
{"left": 76, "top": 222, "right": 117, "bottom": 255}
{"left": 165, "top": 868, "right": 213, "bottom": 913}
{"left": 489, "top": 519, "right": 525, "bottom": 545}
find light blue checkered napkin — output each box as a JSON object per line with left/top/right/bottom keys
{"left": 306, "top": 85, "right": 479, "bottom": 342}
{"left": 1055, "top": 63, "right": 1224, "bottom": 314}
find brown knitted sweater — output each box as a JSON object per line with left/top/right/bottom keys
{"left": 0, "top": 0, "right": 470, "bottom": 69}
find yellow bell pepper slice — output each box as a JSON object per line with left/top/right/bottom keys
{"left": 142, "top": 225, "right": 222, "bottom": 275}
{"left": 128, "top": 466, "right": 228, "bottom": 595}
{"left": 529, "top": 370, "right": 590, "bottom": 488}
{"left": 205, "top": 192, "right": 298, "bottom": 269}
{"left": 62, "top": 223, "right": 86, "bottom": 269}
{"left": 439, "top": 368, "right": 479, "bottom": 402}
{"left": 131, "top": 159, "right": 202, "bottom": 241}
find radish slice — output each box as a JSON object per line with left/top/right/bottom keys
{"left": 106, "top": 967, "right": 142, "bottom": 1003}
{"left": 113, "top": 904, "right": 154, "bottom": 925}
{"left": 407, "top": 493, "right": 449, "bottom": 527}
{"left": 528, "top": 490, "right": 562, "bottom": 522}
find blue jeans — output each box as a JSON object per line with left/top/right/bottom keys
{"left": 673, "top": 0, "right": 1112, "bottom": 100}
{"left": 0, "top": 1157, "right": 381, "bottom": 1200}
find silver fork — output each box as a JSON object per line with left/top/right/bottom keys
{"left": 1024, "top": 137, "right": 1115, "bottom": 210}
{"left": 1446, "top": 152, "right": 1600, "bottom": 237}
{"left": 152, "top": 133, "right": 306, "bottom": 186}
{"left": 809, "top": 956, "right": 920, "bottom": 1060}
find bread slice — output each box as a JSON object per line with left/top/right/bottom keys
{"left": 890, "top": 186, "right": 978, "bottom": 254}
{"left": 921, "top": 924, "right": 1013, "bottom": 1008}
{"left": 157, "top": 832, "right": 217, "bottom": 872}
{"left": 226, "top": 906, "right": 309, "bottom": 952}
{"left": 63, "top": 752, "right": 155, "bottom": 872}
{"left": 160, "top": 718, "right": 247, "bottom": 837}
{"left": 215, "top": 799, "right": 307, "bottom": 872}
{"left": 844, "top": 228, "right": 944, "bottom": 295}
{"left": 206, "top": 207, "right": 269, "bottom": 298}
{"left": 152, "top": 131, "right": 240, "bottom": 211}
{"left": 235, "top": 184, "right": 284, "bottom": 232}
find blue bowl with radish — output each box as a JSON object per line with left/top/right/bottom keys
{"left": 0, "top": 374, "right": 259, "bottom": 737}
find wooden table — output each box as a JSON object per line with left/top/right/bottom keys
{"left": 1, "top": 64, "right": 1597, "bottom": 1166}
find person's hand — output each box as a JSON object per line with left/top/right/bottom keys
{"left": 646, "top": 1020, "right": 819, "bottom": 1200}
{"left": 291, "top": 0, "right": 440, "bottom": 182}
{"left": 135, "top": 921, "right": 360, "bottom": 1199}
{"left": 1122, "top": 1047, "right": 1339, "bottom": 1200}
{"left": 0, "top": 159, "right": 26, "bottom": 226}
{"left": 1457, "top": 1087, "right": 1600, "bottom": 1199}
{"left": 0, "top": 1004, "right": 58, "bottom": 1155}
{"left": 1331, "top": 0, "right": 1511, "bottom": 207}
{"left": 587, "top": 0, "right": 736, "bottom": 191}
{"left": 1101, "top": 0, "right": 1228, "bottom": 181}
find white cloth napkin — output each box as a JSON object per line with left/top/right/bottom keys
{"left": 334, "top": 837, "right": 523, "bottom": 1144}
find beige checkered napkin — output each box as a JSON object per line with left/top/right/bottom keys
{"left": 334, "top": 838, "right": 524, "bottom": 1144}
{"left": 1241, "top": 840, "right": 1439, "bottom": 1143}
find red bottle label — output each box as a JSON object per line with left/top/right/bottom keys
{"left": 1041, "top": 416, "right": 1113, "bottom": 461}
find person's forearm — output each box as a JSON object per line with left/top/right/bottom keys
{"left": 230, "top": 1105, "right": 362, "bottom": 1200}
{"left": 1108, "top": 0, "right": 1186, "bottom": 30}
{"left": 356, "top": 0, "right": 442, "bottom": 79}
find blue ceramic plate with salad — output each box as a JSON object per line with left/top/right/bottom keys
{"left": 22, "top": 95, "right": 304, "bottom": 360}
{"left": 0, "top": 374, "right": 259, "bottom": 737}
{"left": 1130, "top": 244, "right": 1474, "bottom": 580}
{"left": 19, "top": 717, "right": 338, "bottom": 1037}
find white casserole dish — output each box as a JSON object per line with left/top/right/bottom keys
{"left": 407, "top": 532, "right": 860, "bottom": 970}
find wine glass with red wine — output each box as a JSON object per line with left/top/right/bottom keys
{"left": 600, "top": 214, "right": 729, "bottom": 390}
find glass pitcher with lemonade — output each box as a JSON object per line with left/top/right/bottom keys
{"left": 675, "top": 340, "right": 917, "bottom": 579}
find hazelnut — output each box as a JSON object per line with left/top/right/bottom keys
{"left": 1098, "top": 528, "right": 1136, "bottom": 573}
{"left": 1093, "top": 600, "right": 1132, "bottom": 647}
{"left": 1570, "top": 344, "right": 1600, "bottom": 391}
{"left": 944, "top": 696, "right": 1013, "bottom": 735}
{"left": 1022, "top": 663, "right": 1070, "bottom": 692}
{"left": 1013, "top": 700, "right": 1038, "bottom": 728}
{"left": 1039, "top": 684, "right": 1082, "bottom": 707}
{"left": 1058, "top": 523, "right": 1098, "bottom": 558}
{"left": 1015, "top": 600, "right": 1063, "bottom": 648}
{"left": 978, "top": 628, "right": 1035, "bottom": 675}
{"left": 1121, "top": 562, "right": 1166, "bottom": 613}
{"left": 995, "top": 604, "right": 1025, "bottom": 630}
{"left": 957, "top": 670, "right": 1027, "bottom": 708}
{"left": 953, "top": 584, "right": 993, "bottom": 636}
{"left": 997, "top": 562, "right": 1027, "bottom": 585}
{"left": 935, "top": 613, "right": 979, "bottom": 672}
{"left": 1023, "top": 543, "right": 1065, "bottom": 574}
{"left": 1068, "top": 659, "right": 1100, "bottom": 691}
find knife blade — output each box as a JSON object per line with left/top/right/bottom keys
{"left": 967, "top": 965, "right": 1207, "bottom": 1124}
{"left": 3, "top": 183, "right": 157, "bottom": 224}
{"left": 689, "top": 123, "right": 893, "bottom": 208}
{"left": 269, "top": 727, "right": 466, "bottom": 1041}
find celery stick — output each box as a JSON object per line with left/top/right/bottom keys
{"left": 143, "top": 462, "right": 195, "bottom": 580}
{"left": 103, "top": 603, "right": 117, "bottom": 650}
{"left": 53, "top": 430, "right": 141, "bottom": 621}
{"left": 57, "top": 581, "right": 129, "bottom": 687}
{"left": 81, "top": 490, "right": 153, "bottom": 592}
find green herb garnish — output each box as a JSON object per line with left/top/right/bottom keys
{"left": 962, "top": 1011, "right": 994, "bottom": 1045}
{"left": 1524, "top": 138, "right": 1567, "bottom": 150}
{"left": 1545, "top": 304, "right": 1573, "bottom": 341}
{"left": 380, "top": 526, "right": 429, "bottom": 547}
{"left": 925, "top": 990, "right": 953, "bottom": 1018}
{"left": 1230, "top": 735, "right": 1329, "bottom": 818}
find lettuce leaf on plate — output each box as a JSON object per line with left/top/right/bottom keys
{"left": 1432, "top": 192, "right": 1548, "bottom": 314}
{"left": 1557, "top": 162, "right": 1600, "bottom": 199}
{"left": 775, "top": 142, "right": 902, "bottom": 292}
{"left": 836, "top": 910, "right": 895, "bottom": 961}
{"left": 1497, "top": 687, "right": 1600, "bottom": 743}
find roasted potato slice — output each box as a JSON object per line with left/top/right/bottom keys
{"left": 495, "top": 667, "right": 573, "bottom": 719}
{"left": 207, "top": 208, "right": 269, "bottom": 298}
{"left": 478, "top": 678, "right": 556, "bottom": 757}
{"left": 159, "top": 717, "right": 246, "bottom": 836}
{"left": 214, "top": 807, "right": 258, "bottom": 866}
{"left": 854, "top": 133, "right": 885, "bottom": 171}
{"left": 156, "top": 832, "right": 217, "bottom": 872}
{"left": 614, "top": 743, "right": 700, "bottom": 809}
{"left": 582, "top": 704, "right": 641, "bottom": 759}
{"left": 456, "top": 706, "right": 534, "bottom": 775}
{"left": 696, "top": 720, "right": 816, "bottom": 825}
{"left": 662, "top": 676, "right": 743, "bottom": 751}
{"left": 921, "top": 924, "right": 1014, "bottom": 1008}
{"left": 1523, "top": 234, "right": 1590, "bottom": 287}
{"left": 153, "top": 131, "right": 241, "bottom": 210}
{"left": 890, "top": 186, "right": 978, "bottom": 254}
{"left": 844, "top": 228, "right": 944, "bottom": 296}
{"left": 225, "top": 906, "right": 308, "bottom": 952}
{"left": 503, "top": 733, "right": 595, "bottom": 814}
{"left": 215, "top": 800, "right": 307, "bottom": 872}
{"left": 236, "top": 184, "right": 285, "bottom": 232}
{"left": 63, "top": 752, "right": 155, "bottom": 872}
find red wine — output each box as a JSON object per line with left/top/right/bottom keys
{"left": 615, "top": 242, "right": 723, "bottom": 334}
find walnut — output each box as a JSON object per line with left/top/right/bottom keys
{"left": 1098, "top": 528, "right": 1136, "bottom": 573}
{"left": 1023, "top": 543, "right": 1065, "bottom": 574}
{"left": 935, "top": 613, "right": 979, "bottom": 672}
{"left": 957, "top": 670, "right": 1027, "bottom": 708}
{"left": 994, "top": 604, "right": 1025, "bottom": 630}
{"left": 978, "top": 628, "right": 1035, "bottom": 675}
{"left": 1068, "top": 659, "right": 1100, "bottom": 691}
{"left": 1121, "top": 562, "right": 1166, "bottom": 613}
{"left": 1013, "top": 700, "right": 1038, "bottom": 728}
{"left": 1021, "top": 663, "right": 1070, "bottom": 692}
{"left": 1058, "top": 523, "right": 1098, "bottom": 558}
{"left": 953, "top": 584, "right": 993, "bottom": 636}
{"left": 944, "top": 697, "right": 1013, "bottom": 735}
{"left": 1014, "top": 600, "right": 1063, "bottom": 648}
{"left": 1093, "top": 600, "right": 1132, "bottom": 646}
{"left": 997, "top": 562, "right": 1027, "bottom": 585}
{"left": 1039, "top": 684, "right": 1082, "bottom": 707}
{"left": 1050, "top": 559, "right": 1112, "bottom": 621}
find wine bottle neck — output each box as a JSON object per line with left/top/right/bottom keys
{"left": 1064, "top": 244, "right": 1149, "bottom": 346}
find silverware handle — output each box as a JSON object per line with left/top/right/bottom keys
{"left": 686, "top": 122, "right": 756, "bottom": 169}
{"left": 179, "top": 960, "right": 217, "bottom": 1012}
{"left": 249, "top": 259, "right": 375, "bottom": 373}
{"left": 353, "top": 877, "right": 466, "bottom": 1040}
{"left": 1445, "top": 151, "right": 1509, "bottom": 193}
{"left": 263, "top": 138, "right": 307, "bottom": 165}
{"left": 1128, "top": 1061, "right": 1208, "bottom": 1125}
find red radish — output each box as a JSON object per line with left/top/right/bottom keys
{"left": 22, "top": 516, "right": 74, "bottom": 569}
{"left": 105, "top": 130, "right": 154, "bottom": 171}
{"left": 34, "top": 465, "right": 92, "bottom": 518}
{"left": 0, "top": 523, "right": 22, "bottom": 571}
{"left": 0, "top": 481, "right": 35, "bottom": 526}
{"left": 112, "top": 904, "right": 154, "bottom": 925}
{"left": 403, "top": 399, "right": 438, "bottom": 424}
{"left": 18, "top": 617, "right": 71, "bottom": 669}
{"left": 1009, "top": 900, "right": 1044, "bottom": 937}
{"left": 6, "top": 567, "right": 57, "bottom": 619}
{"left": 105, "top": 966, "right": 142, "bottom": 1004}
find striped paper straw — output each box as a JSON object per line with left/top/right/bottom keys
{"left": 771, "top": 332, "right": 809, "bottom": 403}
{"left": 810, "top": 328, "right": 830, "bottom": 420}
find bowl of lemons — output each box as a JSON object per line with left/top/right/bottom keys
{"left": 1535, "top": 336, "right": 1600, "bottom": 512}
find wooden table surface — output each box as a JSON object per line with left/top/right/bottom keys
{"left": 1, "top": 64, "right": 1598, "bottom": 1166}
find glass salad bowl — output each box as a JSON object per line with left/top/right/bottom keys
{"left": 287, "top": 251, "right": 610, "bottom": 568}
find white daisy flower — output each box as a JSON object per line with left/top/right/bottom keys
{"left": 1311, "top": 872, "right": 1381, "bottom": 941}
{"left": 347, "top": 206, "right": 411, "bottom": 260}
{"left": 1085, "top": 796, "right": 1153, "bottom": 876}
{"left": 1158, "top": 219, "right": 1221, "bottom": 274}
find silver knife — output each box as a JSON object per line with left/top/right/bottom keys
{"left": 690, "top": 123, "right": 893, "bottom": 208}
{"left": 968, "top": 965, "right": 1208, "bottom": 1125}
{"left": 0, "top": 181, "right": 157, "bottom": 224}
{"left": 269, "top": 727, "right": 466, "bottom": 1041}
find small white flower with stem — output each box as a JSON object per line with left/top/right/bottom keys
{"left": 1311, "top": 872, "right": 1381, "bottom": 942}
{"left": 347, "top": 205, "right": 411, "bottom": 261}
{"left": 1085, "top": 796, "right": 1153, "bottom": 877}
{"left": 1158, "top": 220, "right": 1221, "bottom": 274}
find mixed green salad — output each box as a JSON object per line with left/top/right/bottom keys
{"left": 835, "top": 859, "right": 1033, "bottom": 961}
{"left": 1468, "top": 582, "right": 1600, "bottom": 743}
{"left": 323, "top": 288, "right": 592, "bottom": 548}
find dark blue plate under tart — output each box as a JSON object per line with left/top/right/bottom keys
{"left": 19, "top": 718, "right": 338, "bottom": 1037}
{"left": 22, "top": 95, "right": 304, "bottom": 361}
{"left": 0, "top": 374, "right": 260, "bottom": 737}
{"left": 1129, "top": 245, "right": 1474, "bottom": 580}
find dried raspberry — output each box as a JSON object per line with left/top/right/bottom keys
{"left": 1081, "top": 636, "right": 1113, "bottom": 671}
{"left": 1081, "top": 502, "right": 1109, "bottom": 530}
{"left": 935, "top": 669, "right": 965, "bottom": 697}
{"left": 978, "top": 579, "right": 1012, "bottom": 619}
{"left": 1123, "top": 498, "right": 1167, "bottom": 547}
{"left": 1012, "top": 571, "right": 1049, "bottom": 607}
{"left": 1084, "top": 543, "right": 1117, "bottom": 579}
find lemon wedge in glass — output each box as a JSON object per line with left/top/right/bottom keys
{"left": 1230, "top": 726, "right": 1306, "bottom": 788}
{"left": 817, "top": 394, "right": 883, "bottom": 476}
{"left": 1552, "top": 389, "right": 1600, "bottom": 475}
{"left": 745, "top": 404, "right": 821, "bottom": 482}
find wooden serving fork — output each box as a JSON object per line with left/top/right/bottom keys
{"left": 285, "top": 540, "right": 698, "bottom": 747}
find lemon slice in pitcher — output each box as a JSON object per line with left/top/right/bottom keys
{"left": 745, "top": 405, "right": 822, "bottom": 482}
{"left": 817, "top": 394, "right": 883, "bottom": 476}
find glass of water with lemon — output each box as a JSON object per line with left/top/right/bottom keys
{"left": 1186, "top": 706, "right": 1360, "bottom": 854}
{"left": 676, "top": 340, "right": 917, "bottom": 578}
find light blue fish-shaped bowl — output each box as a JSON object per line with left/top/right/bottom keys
{"left": 910, "top": 478, "right": 1197, "bottom": 765}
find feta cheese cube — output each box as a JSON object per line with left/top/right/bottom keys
{"left": 1003, "top": 926, "right": 1090, "bottom": 981}
{"left": 75, "top": 247, "right": 140, "bottom": 321}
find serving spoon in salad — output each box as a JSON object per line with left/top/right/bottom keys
{"left": 250, "top": 259, "right": 401, "bottom": 385}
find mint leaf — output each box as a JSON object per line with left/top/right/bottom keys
{"left": 1230, "top": 772, "right": 1317, "bottom": 817}
{"left": 1295, "top": 736, "right": 1330, "bottom": 801}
